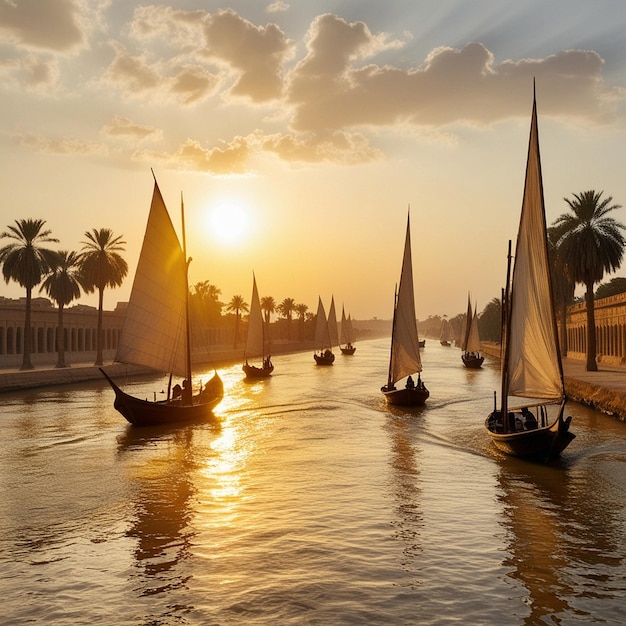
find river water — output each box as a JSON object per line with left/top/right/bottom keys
{"left": 1, "top": 338, "right": 626, "bottom": 625}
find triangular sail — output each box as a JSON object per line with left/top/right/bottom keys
{"left": 314, "top": 297, "right": 331, "bottom": 350}
{"left": 389, "top": 214, "right": 422, "bottom": 386}
{"left": 328, "top": 296, "right": 339, "bottom": 348}
{"left": 340, "top": 307, "right": 354, "bottom": 345}
{"left": 464, "top": 296, "right": 481, "bottom": 353}
{"left": 244, "top": 274, "right": 266, "bottom": 360}
{"left": 440, "top": 319, "right": 450, "bottom": 342}
{"left": 115, "top": 181, "right": 187, "bottom": 378}
{"left": 505, "top": 95, "right": 563, "bottom": 401}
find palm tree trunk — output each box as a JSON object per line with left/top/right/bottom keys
{"left": 95, "top": 287, "right": 104, "bottom": 366}
{"left": 585, "top": 284, "right": 598, "bottom": 371}
{"left": 56, "top": 304, "right": 67, "bottom": 368}
{"left": 21, "top": 286, "right": 34, "bottom": 370}
{"left": 559, "top": 304, "right": 568, "bottom": 358}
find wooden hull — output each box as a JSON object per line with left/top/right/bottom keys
{"left": 485, "top": 412, "right": 575, "bottom": 461}
{"left": 381, "top": 385, "right": 429, "bottom": 406}
{"left": 100, "top": 369, "right": 223, "bottom": 427}
{"left": 440, "top": 341, "right": 451, "bottom": 346}
{"left": 340, "top": 345, "right": 356, "bottom": 355}
{"left": 243, "top": 363, "right": 274, "bottom": 379}
{"left": 314, "top": 352, "right": 335, "bottom": 365}
{"left": 462, "top": 353, "right": 484, "bottom": 368}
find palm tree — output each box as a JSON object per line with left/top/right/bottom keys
{"left": 226, "top": 294, "right": 248, "bottom": 348}
{"left": 553, "top": 190, "right": 625, "bottom": 371}
{"left": 79, "top": 228, "right": 128, "bottom": 366}
{"left": 40, "top": 250, "right": 83, "bottom": 368}
{"left": 261, "top": 296, "right": 276, "bottom": 325}
{"left": 295, "top": 302, "right": 308, "bottom": 340}
{"left": 0, "top": 219, "right": 59, "bottom": 370}
{"left": 277, "top": 297, "right": 296, "bottom": 340}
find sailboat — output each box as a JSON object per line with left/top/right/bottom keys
{"left": 485, "top": 89, "right": 575, "bottom": 461}
{"left": 461, "top": 294, "right": 484, "bottom": 368}
{"left": 439, "top": 318, "right": 451, "bottom": 346}
{"left": 313, "top": 296, "right": 335, "bottom": 365}
{"left": 381, "top": 213, "right": 429, "bottom": 405}
{"left": 242, "top": 273, "right": 273, "bottom": 379}
{"left": 100, "top": 175, "right": 224, "bottom": 426}
{"left": 340, "top": 306, "right": 356, "bottom": 355}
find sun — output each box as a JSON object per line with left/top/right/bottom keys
{"left": 207, "top": 201, "right": 250, "bottom": 245}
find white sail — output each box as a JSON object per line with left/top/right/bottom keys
{"left": 115, "top": 181, "right": 187, "bottom": 378}
{"left": 244, "top": 274, "right": 266, "bottom": 360}
{"left": 340, "top": 307, "right": 355, "bottom": 345}
{"left": 314, "top": 297, "right": 331, "bottom": 350}
{"left": 328, "top": 296, "right": 339, "bottom": 348}
{"left": 463, "top": 295, "right": 482, "bottom": 353}
{"left": 506, "top": 96, "right": 563, "bottom": 401}
{"left": 389, "top": 214, "right": 422, "bottom": 386}
{"left": 440, "top": 318, "right": 451, "bottom": 342}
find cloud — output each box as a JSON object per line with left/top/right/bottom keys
{"left": 266, "top": 1, "right": 289, "bottom": 14}
{"left": 101, "top": 116, "right": 162, "bottom": 143}
{"left": 0, "top": 0, "right": 87, "bottom": 53}
{"left": 262, "top": 130, "right": 382, "bottom": 164}
{"left": 0, "top": 53, "right": 59, "bottom": 92}
{"left": 286, "top": 15, "right": 622, "bottom": 132}
{"left": 101, "top": 42, "right": 217, "bottom": 105}
{"left": 200, "top": 9, "right": 294, "bottom": 102}
{"left": 134, "top": 136, "right": 253, "bottom": 174}
{"left": 17, "top": 133, "right": 108, "bottom": 156}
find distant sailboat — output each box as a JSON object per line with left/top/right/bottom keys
{"left": 313, "top": 297, "right": 335, "bottom": 365}
{"left": 485, "top": 88, "right": 575, "bottom": 461}
{"left": 439, "top": 318, "right": 451, "bottom": 346}
{"left": 381, "top": 213, "right": 429, "bottom": 405}
{"left": 461, "top": 294, "right": 484, "bottom": 368}
{"left": 243, "top": 273, "right": 273, "bottom": 379}
{"left": 340, "top": 306, "right": 356, "bottom": 355}
{"left": 101, "top": 175, "right": 223, "bottom": 426}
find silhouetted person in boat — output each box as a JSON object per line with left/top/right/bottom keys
{"left": 406, "top": 375, "right": 415, "bottom": 389}
{"left": 521, "top": 406, "right": 538, "bottom": 430}
{"left": 172, "top": 383, "right": 182, "bottom": 399}
{"left": 182, "top": 379, "right": 192, "bottom": 403}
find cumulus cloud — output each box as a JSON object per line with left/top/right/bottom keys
{"left": 286, "top": 15, "right": 621, "bottom": 132}
{"left": 266, "top": 1, "right": 289, "bottom": 14}
{"left": 0, "top": 0, "right": 87, "bottom": 53}
{"left": 262, "top": 130, "right": 382, "bottom": 164}
{"left": 135, "top": 136, "right": 253, "bottom": 174}
{"left": 101, "top": 116, "right": 162, "bottom": 143}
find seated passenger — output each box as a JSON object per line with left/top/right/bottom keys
{"left": 521, "top": 407, "right": 538, "bottom": 430}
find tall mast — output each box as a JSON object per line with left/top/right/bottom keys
{"left": 181, "top": 192, "right": 193, "bottom": 401}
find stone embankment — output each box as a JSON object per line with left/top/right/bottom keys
{"left": 481, "top": 341, "right": 626, "bottom": 422}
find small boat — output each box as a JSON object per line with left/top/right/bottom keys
{"left": 418, "top": 339, "right": 426, "bottom": 348}
{"left": 439, "top": 318, "right": 451, "bottom": 346}
{"left": 340, "top": 306, "right": 356, "bottom": 355}
{"left": 461, "top": 294, "right": 484, "bottom": 368}
{"left": 485, "top": 88, "right": 575, "bottom": 461}
{"left": 313, "top": 296, "right": 335, "bottom": 365}
{"left": 381, "top": 212, "right": 429, "bottom": 405}
{"left": 101, "top": 174, "right": 224, "bottom": 426}
{"left": 242, "top": 273, "right": 273, "bottom": 379}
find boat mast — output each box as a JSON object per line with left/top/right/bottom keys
{"left": 500, "top": 239, "right": 513, "bottom": 432}
{"left": 181, "top": 191, "right": 193, "bottom": 403}
{"left": 386, "top": 285, "right": 398, "bottom": 389}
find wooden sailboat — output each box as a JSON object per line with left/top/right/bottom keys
{"left": 242, "top": 273, "right": 273, "bottom": 379}
{"left": 439, "top": 318, "right": 451, "bottom": 346}
{"left": 313, "top": 296, "right": 335, "bottom": 365}
{"left": 381, "top": 213, "right": 429, "bottom": 405}
{"left": 461, "top": 294, "right": 484, "bottom": 368}
{"left": 101, "top": 175, "right": 223, "bottom": 426}
{"left": 485, "top": 90, "right": 575, "bottom": 461}
{"left": 340, "top": 306, "right": 356, "bottom": 355}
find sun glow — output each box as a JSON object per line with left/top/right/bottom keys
{"left": 207, "top": 200, "right": 250, "bottom": 245}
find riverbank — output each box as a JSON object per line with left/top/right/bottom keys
{"left": 481, "top": 341, "right": 626, "bottom": 422}
{"left": 0, "top": 340, "right": 314, "bottom": 393}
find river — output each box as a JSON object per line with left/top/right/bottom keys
{"left": 1, "top": 338, "right": 625, "bottom": 625}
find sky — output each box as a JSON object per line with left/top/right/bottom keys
{"left": 2, "top": 0, "right": 626, "bottom": 322}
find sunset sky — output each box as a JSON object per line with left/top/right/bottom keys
{"left": 2, "top": 0, "right": 626, "bottom": 321}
